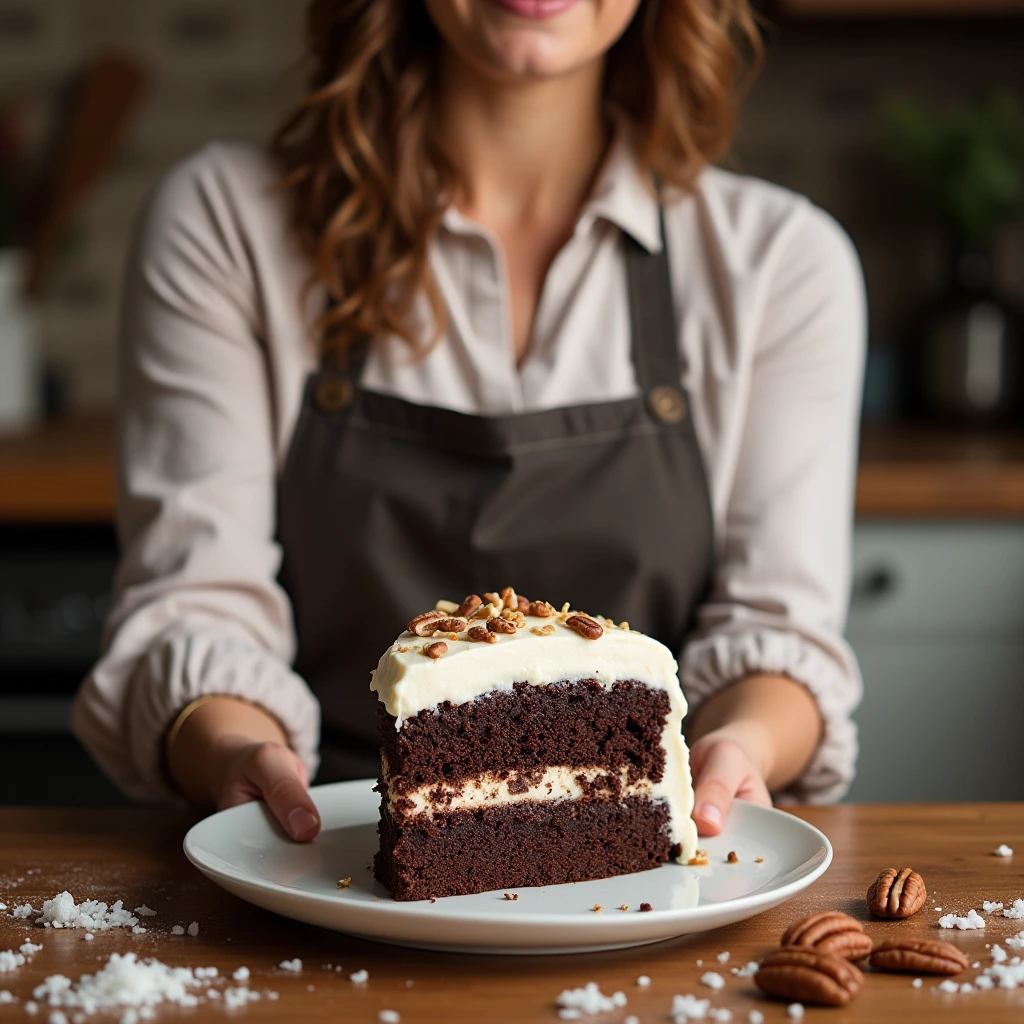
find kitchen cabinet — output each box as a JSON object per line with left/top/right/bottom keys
{"left": 845, "top": 521, "right": 1024, "bottom": 802}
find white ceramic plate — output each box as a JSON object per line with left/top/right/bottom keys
{"left": 184, "top": 779, "right": 831, "bottom": 955}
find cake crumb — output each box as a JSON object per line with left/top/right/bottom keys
{"left": 994, "top": 844, "right": 1014, "bottom": 857}
{"left": 337, "top": 877, "right": 352, "bottom": 889}
{"left": 350, "top": 970, "right": 369, "bottom": 984}
{"left": 639, "top": 903, "right": 653, "bottom": 913}
{"left": 727, "top": 851, "right": 739, "bottom": 864}
{"left": 688, "top": 850, "right": 710, "bottom": 867}
{"left": 503, "top": 893, "right": 518, "bottom": 901}
{"left": 592, "top": 904, "right": 602, "bottom": 913}
{"left": 636, "top": 976, "right": 651, "bottom": 988}
{"left": 755, "top": 857, "right": 764, "bottom": 864}
{"left": 619, "top": 904, "right": 629, "bottom": 911}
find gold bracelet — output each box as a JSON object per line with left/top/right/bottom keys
{"left": 164, "top": 694, "right": 219, "bottom": 760}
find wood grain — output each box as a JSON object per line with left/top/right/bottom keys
{"left": 1, "top": 804, "right": 1022, "bottom": 1021}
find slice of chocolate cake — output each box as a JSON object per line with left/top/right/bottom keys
{"left": 370, "top": 588, "right": 698, "bottom": 901}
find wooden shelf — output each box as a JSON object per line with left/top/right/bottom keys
{"left": 780, "top": 0, "right": 1024, "bottom": 16}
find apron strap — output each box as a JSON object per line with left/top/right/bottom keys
{"left": 624, "top": 206, "right": 689, "bottom": 426}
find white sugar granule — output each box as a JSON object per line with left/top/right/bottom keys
{"left": 625, "top": 1017, "right": 640, "bottom": 1024}
{"left": 933, "top": 908, "right": 942, "bottom": 912}
{"left": 223, "top": 988, "right": 259, "bottom": 1009}
{"left": 379, "top": 1012, "right": 401, "bottom": 1024}
{"left": 912, "top": 978, "right": 922, "bottom": 988}
{"left": 700, "top": 971, "right": 725, "bottom": 990}
{"left": 170, "top": 926, "right": 184, "bottom": 936}
{"left": 133, "top": 906, "right": 156, "bottom": 918}
{"left": 992, "top": 944, "right": 1008, "bottom": 963}
{"left": 350, "top": 970, "right": 369, "bottom": 984}
{"left": 936, "top": 979, "right": 959, "bottom": 994}
{"left": 0, "top": 989, "right": 14, "bottom": 1003}
{"left": 278, "top": 959, "right": 302, "bottom": 973}
{"left": 555, "top": 983, "right": 626, "bottom": 1017}
{"left": 787, "top": 1005, "right": 804, "bottom": 1020}
{"left": 716, "top": 951, "right": 730, "bottom": 964}
{"left": 983, "top": 901, "right": 1004, "bottom": 913}
{"left": 709, "top": 1010, "right": 732, "bottom": 1022}
{"left": 131, "top": 927, "right": 146, "bottom": 935}
{"left": 48, "top": 1012, "right": 69, "bottom": 1024}
{"left": 232, "top": 967, "right": 249, "bottom": 982}
{"left": 1004, "top": 930, "right": 1024, "bottom": 950}
{"left": 994, "top": 845, "right": 1014, "bottom": 857}
{"left": 20, "top": 942, "right": 42, "bottom": 955}
{"left": 972, "top": 961, "right": 981, "bottom": 968}
{"left": 960, "top": 983, "right": 974, "bottom": 993}
{"left": 938, "top": 909, "right": 985, "bottom": 930}
{"left": 186, "top": 922, "right": 199, "bottom": 937}
{"left": 193, "top": 967, "right": 217, "bottom": 980}
{"left": 0, "top": 950, "right": 26, "bottom": 973}
{"left": 731, "top": 962, "right": 759, "bottom": 979}
{"left": 670, "top": 994, "right": 710, "bottom": 1022}
{"left": 695, "top": 959, "right": 703, "bottom": 967}
{"left": 636, "top": 975, "right": 651, "bottom": 988}
{"left": 748, "top": 1012, "right": 764, "bottom": 1024}
{"left": 83, "top": 934, "right": 93, "bottom": 942}
{"left": 12, "top": 904, "right": 33, "bottom": 919}
{"left": 1002, "top": 899, "right": 1024, "bottom": 920}
{"left": 974, "top": 975, "right": 995, "bottom": 990}
{"left": 982, "top": 961, "right": 1024, "bottom": 988}
{"left": 25, "top": 1001, "right": 38, "bottom": 1014}
{"left": 36, "top": 892, "right": 139, "bottom": 931}
{"left": 0, "top": 903, "right": 5, "bottom": 911}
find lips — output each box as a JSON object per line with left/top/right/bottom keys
{"left": 485, "top": 0, "right": 581, "bottom": 20}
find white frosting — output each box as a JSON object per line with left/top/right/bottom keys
{"left": 370, "top": 612, "right": 697, "bottom": 861}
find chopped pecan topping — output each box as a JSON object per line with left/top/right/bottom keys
{"left": 727, "top": 851, "right": 739, "bottom": 864}
{"left": 639, "top": 903, "right": 653, "bottom": 912}
{"left": 483, "top": 591, "right": 502, "bottom": 607}
{"left": 531, "top": 624, "right": 556, "bottom": 636}
{"left": 487, "top": 616, "right": 516, "bottom": 634}
{"left": 408, "top": 611, "right": 444, "bottom": 636}
{"left": 528, "top": 600, "right": 557, "bottom": 617}
{"left": 467, "top": 626, "right": 497, "bottom": 644}
{"left": 434, "top": 599, "right": 459, "bottom": 614}
{"left": 435, "top": 617, "right": 468, "bottom": 633}
{"left": 566, "top": 614, "right": 604, "bottom": 640}
{"left": 500, "top": 586, "right": 518, "bottom": 610}
{"left": 455, "top": 594, "right": 482, "bottom": 618}
{"left": 336, "top": 877, "right": 352, "bottom": 889}
{"left": 423, "top": 641, "right": 447, "bottom": 659}
{"left": 687, "top": 850, "right": 710, "bottom": 866}
{"left": 516, "top": 594, "right": 531, "bottom": 613}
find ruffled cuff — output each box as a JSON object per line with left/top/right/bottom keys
{"left": 680, "top": 627, "right": 861, "bottom": 803}
{"left": 73, "top": 627, "right": 321, "bottom": 803}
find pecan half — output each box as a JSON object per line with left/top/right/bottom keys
{"left": 487, "top": 616, "right": 516, "bottom": 634}
{"left": 869, "top": 938, "right": 969, "bottom": 975}
{"left": 528, "top": 600, "right": 556, "bottom": 617}
{"left": 755, "top": 948, "right": 863, "bottom": 1006}
{"left": 499, "top": 586, "right": 518, "bottom": 610}
{"left": 516, "top": 594, "right": 531, "bottom": 612}
{"left": 866, "top": 867, "right": 927, "bottom": 919}
{"left": 435, "top": 617, "right": 467, "bottom": 633}
{"left": 407, "top": 611, "right": 444, "bottom": 636}
{"left": 466, "top": 626, "right": 496, "bottom": 644}
{"left": 566, "top": 614, "right": 604, "bottom": 640}
{"left": 423, "top": 641, "right": 447, "bottom": 659}
{"left": 454, "top": 594, "right": 482, "bottom": 619}
{"left": 780, "top": 911, "right": 872, "bottom": 961}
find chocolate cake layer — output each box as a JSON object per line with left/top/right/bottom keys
{"left": 379, "top": 679, "right": 669, "bottom": 793}
{"left": 374, "top": 796, "right": 672, "bottom": 901}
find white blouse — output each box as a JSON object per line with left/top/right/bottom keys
{"left": 72, "top": 131, "right": 867, "bottom": 804}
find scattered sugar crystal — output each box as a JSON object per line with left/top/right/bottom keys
{"left": 974, "top": 975, "right": 995, "bottom": 990}
{"left": 716, "top": 951, "right": 730, "bottom": 964}
{"left": 306, "top": 985, "right": 314, "bottom": 992}
{"left": 0, "top": 950, "right": 26, "bottom": 973}
{"left": 670, "top": 994, "right": 710, "bottom": 1022}
{"left": 0, "top": 990, "right": 14, "bottom": 1003}
{"left": 558, "top": 1012, "right": 581, "bottom": 1021}
{"left": 206, "top": 990, "right": 219, "bottom": 999}
{"left": 787, "top": 1005, "right": 804, "bottom": 1020}
{"left": 232, "top": 967, "right": 249, "bottom": 982}
{"left": 223, "top": 988, "right": 259, "bottom": 1009}
{"left": 636, "top": 976, "right": 651, "bottom": 988}
{"left": 556, "top": 983, "right": 626, "bottom": 1016}
{"left": 748, "top": 1013, "right": 764, "bottom": 1024}
{"left": 83, "top": 934, "right": 93, "bottom": 942}
{"left": 131, "top": 927, "right": 146, "bottom": 935}
{"left": 933, "top": 908, "right": 942, "bottom": 912}
{"left": 960, "top": 983, "right": 974, "bottom": 993}
{"left": 0, "top": 903, "right": 5, "bottom": 911}
{"left": 278, "top": 959, "right": 302, "bottom": 973}
{"left": 912, "top": 978, "right": 922, "bottom": 988}
{"left": 938, "top": 909, "right": 985, "bottom": 930}
{"left": 709, "top": 1011, "right": 732, "bottom": 1022}
{"left": 994, "top": 845, "right": 1013, "bottom": 857}
{"left": 12, "top": 904, "right": 33, "bottom": 919}
{"left": 700, "top": 972, "right": 725, "bottom": 990}
{"left": 186, "top": 922, "right": 199, "bottom": 937}
{"left": 350, "top": 970, "right": 369, "bottom": 984}
{"left": 171, "top": 926, "right": 184, "bottom": 936}
{"left": 1002, "top": 899, "right": 1024, "bottom": 920}
{"left": 48, "top": 1012, "right": 68, "bottom": 1024}
{"left": 936, "top": 979, "right": 960, "bottom": 994}
{"left": 731, "top": 962, "right": 759, "bottom": 978}
{"left": 1004, "top": 931, "right": 1024, "bottom": 950}
{"left": 20, "top": 942, "right": 42, "bottom": 955}
{"left": 982, "top": 901, "right": 1004, "bottom": 913}
{"left": 379, "top": 1012, "right": 401, "bottom": 1024}
{"left": 36, "top": 893, "right": 139, "bottom": 931}
{"left": 267, "top": 991, "right": 279, "bottom": 1000}
{"left": 993, "top": 945, "right": 1008, "bottom": 963}
{"left": 625, "top": 1017, "right": 640, "bottom": 1024}
{"left": 72, "top": 1015, "right": 85, "bottom": 1024}
{"left": 972, "top": 962, "right": 981, "bottom": 968}
{"left": 25, "top": 1001, "right": 38, "bottom": 1014}
{"left": 133, "top": 907, "right": 156, "bottom": 918}
{"left": 695, "top": 959, "right": 703, "bottom": 967}
{"left": 193, "top": 967, "right": 217, "bottom": 980}
{"left": 982, "top": 961, "right": 1024, "bottom": 988}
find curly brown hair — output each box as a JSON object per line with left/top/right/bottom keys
{"left": 272, "top": 0, "right": 762, "bottom": 360}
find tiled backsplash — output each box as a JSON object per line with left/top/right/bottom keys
{"left": 1, "top": 3, "right": 1022, "bottom": 411}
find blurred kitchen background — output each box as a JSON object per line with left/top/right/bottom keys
{"left": 0, "top": 0, "right": 1022, "bottom": 805}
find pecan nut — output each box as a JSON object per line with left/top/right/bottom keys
{"left": 780, "top": 911, "right": 872, "bottom": 961}
{"left": 407, "top": 611, "right": 444, "bottom": 636}
{"left": 755, "top": 948, "right": 863, "bottom": 1006}
{"left": 499, "top": 586, "right": 518, "bottom": 610}
{"left": 566, "top": 614, "right": 604, "bottom": 640}
{"left": 869, "top": 938, "right": 969, "bottom": 975}
{"left": 527, "top": 600, "right": 556, "bottom": 617}
{"left": 434, "top": 617, "right": 468, "bottom": 633}
{"left": 454, "top": 594, "right": 482, "bottom": 619}
{"left": 466, "top": 626, "right": 496, "bottom": 644}
{"left": 866, "top": 867, "right": 927, "bottom": 919}
{"left": 516, "top": 594, "right": 531, "bottom": 613}
{"left": 423, "top": 641, "right": 447, "bottom": 659}
{"left": 486, "top": 616, "right": 516, "bottom": 634}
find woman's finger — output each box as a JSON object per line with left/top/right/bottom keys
{"left": 237, "top": 742, "right": 321, "bottom": 842}
{"left": 691, "top": 739, "right": 748, "bottom": 837}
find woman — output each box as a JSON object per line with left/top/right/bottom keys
{"left": 74, "top": 0, "right": 864, "bottom": 844}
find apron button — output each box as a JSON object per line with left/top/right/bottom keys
{"left": 647, "top": 386, "right": 687, "bottom": 425}
{"left": 315, "top": 374, "right": 353, "bottom": 412}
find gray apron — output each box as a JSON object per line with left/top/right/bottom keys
{"left": 277, "top": 210, "right": 715, "bottom": 782}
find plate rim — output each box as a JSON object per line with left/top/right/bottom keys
{"left": 183, "top": 778, "right": 832, "bottom": 930}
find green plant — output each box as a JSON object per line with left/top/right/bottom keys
{"left": 881, "top": 92, "right": 1024, "bottom": 245}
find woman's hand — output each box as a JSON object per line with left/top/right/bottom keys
{"left": 167, "top": 696, "right": 321, "bottom": 842}
{"left": 689, "top": 730, "right": 771, "bottom": 837}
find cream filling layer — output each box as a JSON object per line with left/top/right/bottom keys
{"left": 370, "top": 614, "right": 698, "bottom": 862}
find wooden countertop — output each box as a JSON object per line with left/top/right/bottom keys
{"left": 2, "top": 417, "right": 1024, "bottom": 522}
{"left": 1, "top": 804, "right": 1022, "bottom": 1021}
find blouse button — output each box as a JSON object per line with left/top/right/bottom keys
{"left": 647, "top": 385, "right": 687, "bottom": 425}
{"left": 314, "top": 373, "right": 353, "bottom": 413}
